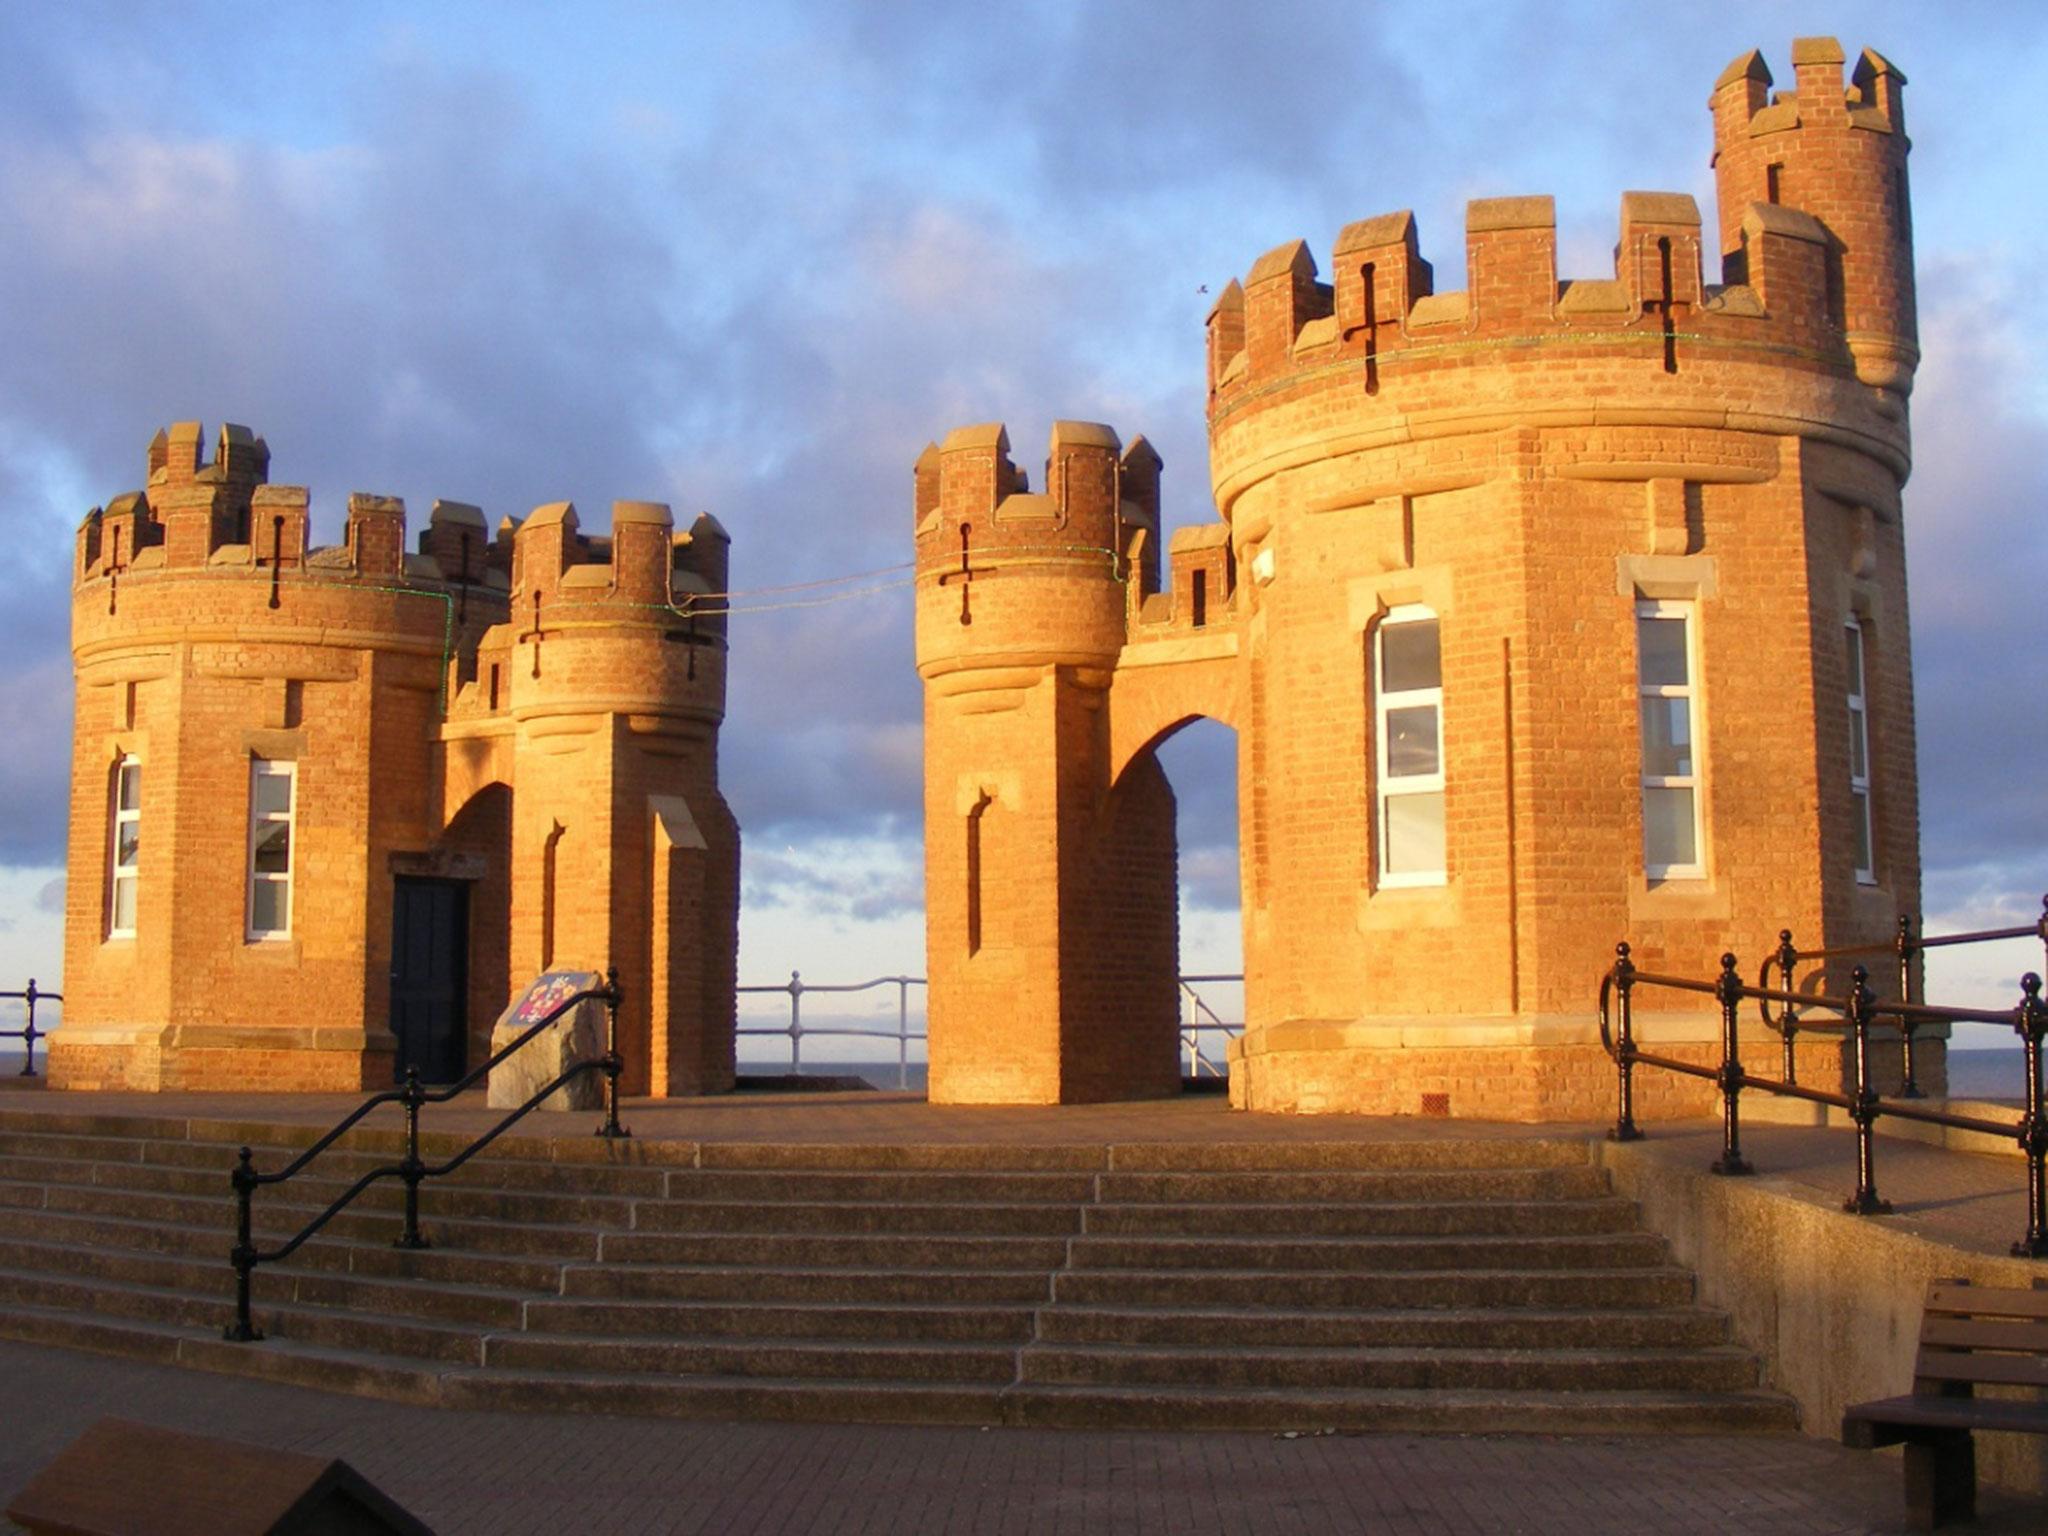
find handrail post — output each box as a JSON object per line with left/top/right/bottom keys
{"left": 896, "top": 978, "right": 909, "bottom": 1090}
{"left": 788, "top": 970, "right": 803, "bottom": 1075}
{"left": 2014, "top": 974, "right": 2048, "bottom": 1258}
{"left": 19, "top": 978, "right": 40, "bottom": 1078}
{"left": 1609, "top": 943, "right": 1643, "bottom": 1143}
{"left": 1844, "top": 965, "right": 1893, "bottom": 1215}
{"left": 1894, "top": 913, "right": 1923, "bottom": 1098}
{"left": 1711, "top": 952, "right": 1752, "bottom": 1176}
{"left": 394, "top": 1067, "right": 430, "bottom": 1249}
{"left": 225, "top": 1147, "right": 262, "bottom": 1341}
{"left": 597, "top": 966, "right": 630, "bottom": 1139}
{"left": 1774, "top": 931, "right": 1800, "bottom": 1086}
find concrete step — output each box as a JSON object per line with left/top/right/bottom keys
{"left": 481, "top": 1331, "right": 1018, "bottom": 1384}
{"left": 0, "top": 1205, "right": 572, "bottom": 1291}
{"left": 1051, "top": 1265, "right": 1698, "bottom": 1310}
{"left": 1077, "top": 1198, "right": 1638, "bottom": 1238}
{"left": 1102, "top": 1141, "right": 1594, "bottom": 1173}
{"left": 1017, "top": 1342, "right": 1760, "bottom": 1393}
{"left": 561, "top": 1262, "right": 1055, "bottom": 1306}
{"left": 1064, "top": 1232, "right": 1670, "bottom": 1273}
{"left": 661, "top": 1170, "right": 1099, "bottom": 1205}
{"left": 1093, "top": 1167, "right": 1609, "bottom": 1203}
{"left": 1033, "top": 1303, "right": 1729, "bottom": 1351}
{"left": 524, "top": 1296, "right": 1038, "bottom": 1343}
{"left": 594, "top": 1229, "right": 1074, "bottom": 1271}
{"left": 631, "top": 1199, "right": 1084, "bottom": 1236}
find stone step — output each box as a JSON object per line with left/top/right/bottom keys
{"left": 1077, "top": 1198, "right": 1637, "bottom": 1238}
{"left": 1033, "top": 1303, "right": 1729, "bottom": 1351}
{"left": 522, "top": 1295, "right": 1039, "bottom": 1343}
{"left": 631, "top": 1199, "right": 1085, "bottom": 1237}
{"left": 1064, "top": 1232, "right": 1670, "bottom": 1273}
{"left": 24, "top": 1181, "right": 605, "bottom": 1260}
{"left": 1101, "top": 1141, "right": 1594, "bottom": 1173}
{"left": 595, "top": 1229, "right": 1074, "bottom": 1271}
{"left": 1051, "top": 1265, "right": 1697, "bottom": 1310}
{"left": 1092, "top": 1167, "right": 1609, "bottom": 1203}
{"left": 661, "top": 1170, "right": 1100, "bottom": 1204}
{"left": 0, "top": 1206, "right": 571, "bottom": 1291}
{"left": 1017, "top": 1342, "right": 1760, "bottom": 1393}
{"left": 481, "top": 1330, "right": 1017, "bottom": 1384}
{"left": 560, "top": 1263, "right": 1055, "bottom": 1306}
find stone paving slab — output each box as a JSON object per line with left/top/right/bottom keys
{"left": 1, "top": 1338, "right": 2044, "bottom": 1535}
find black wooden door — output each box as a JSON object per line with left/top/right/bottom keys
{"left": 390, "top": 877, "right": 468, "bottom": 1084}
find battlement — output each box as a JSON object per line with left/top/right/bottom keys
{"left": 505, "top": 499, "right": 730, "bottom": 628}
{"left": 913, "top": 422, "right": 1159, "bottom": 583}
{"left": 1208, "top": 39, "right": 1915, "bottom": 407}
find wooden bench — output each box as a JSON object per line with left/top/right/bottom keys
{"left": 1843, "top": 1278, "right": 2048, "bottom": 1530}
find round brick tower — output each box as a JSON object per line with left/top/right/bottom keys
{"left": 913, "top": 36, "right": 1925, "bottom": 1118}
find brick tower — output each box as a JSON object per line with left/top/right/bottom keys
{"left": 913, "top": 37, "right": 1924, "bottom": 1117}
{"left": 59, "top": 427, "right": 738, "bottom": 1095}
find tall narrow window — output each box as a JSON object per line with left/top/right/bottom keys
{"left": 108, "top": 756, "right": 140, "bottom": 938}
{"left": 1846, "top": 617, "right": 1875, "bottom": 883}
{"left": 1638, "top": 600, "right": 1703, "bottom": 878}
{"left": 246, "top": 759, "right": 295, "bottom": 940}
{"left": 1374, "top": 606, "right": 1445, "bottom": 886}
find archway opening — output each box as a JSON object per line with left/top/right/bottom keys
{"left": 1152, "top": 717, "right": 1242, "bottom": 1083}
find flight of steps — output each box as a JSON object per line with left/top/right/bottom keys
{"left": 0, "top": 1108, "right": 1795, "bottom": 1432}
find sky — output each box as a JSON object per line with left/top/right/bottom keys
{"left": 0, "top": 1, "right": 2043, "bottom": 1050}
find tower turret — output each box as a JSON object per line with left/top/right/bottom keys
{"left": 1711, "top": 36, "right": 1916, "bottom": 394}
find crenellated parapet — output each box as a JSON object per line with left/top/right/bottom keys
{"left": 1206, "top": 37, "right": 1916, "bottom": 500}
{"left": 913, "top": 421, "right": 1166, "bottom": 681}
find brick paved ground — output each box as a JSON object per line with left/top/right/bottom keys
{"left": 1, "top": 1339, "right": 2044, "bottom": 1535}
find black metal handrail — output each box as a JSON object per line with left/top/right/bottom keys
{"left": 1599, "top": 944, "right": 2048, "bottom": 1258}
{"left": 226, "top": 969, "right": 629, "bottom": 1341}
{"left": 1756, "top": 896, "right": 2048, "bottom": 1097}
{"left": 0, "top": 980, "right": 57, "bottom": 1078}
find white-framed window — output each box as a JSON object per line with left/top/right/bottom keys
{"left": 1637, "top": 599, "right": 1704, "bottom": 878}
{"left": 1846, "top": 617, "right": 1875, "bottom": 883}
{"left": 246, "top": 759, "right": 296, "bottom": 940}
{"left": 108, "top": 755, "right": 140, "bottom": 939}
{"left": 1373, "top": 605, "right": 1446, "bottom": 886}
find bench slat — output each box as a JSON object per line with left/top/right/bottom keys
{"left": 1920, "top": 1318, "right": 2048, "bottom": 1353}
{"left": 1926, "top": 1284, "right": 2048, "bottom": 1321}
{"left": 1916, "top": 1348, "right": 2048, "bottom": 1390}
{"left": 1845, "top": 1395, "right": 2048, "bottom": 1436}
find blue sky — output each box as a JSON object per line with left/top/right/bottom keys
{"left": 1, "top": 2, "right": 2043, "bottom": 1032}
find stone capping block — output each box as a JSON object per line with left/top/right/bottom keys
{"left": 522, "top": 499, "right": 577, "bottom": 529}
{"left": 1246, "top": 238, "right": 1314, "bottom": 285}
{"left": 1790, "top": 35, "right": 1846, "bottom": 67}
{"left": 1204, "top": 278, "right": 1243, "bottom": 323}
{"left": 1466, "top": 195, "right": 1555, "bottom": 233}
{"left": 1167, "top": 523, "right": 1231, "bottom": 552}
{"left": 611, "top": 499, "right": 674, "bottom": 528}
{"left": 1620, "top": 191, "right": 1701, "bottom": 228}
{"left": 1742, "top": 201, "right": 1829, "bottom": 245}
{"left": 1050, "top": 420, "right": 1120, "bottom": 454}
{"left": 429, "top": 499, "right": 487, "bottom": 528}
{"left": 1333, "top": 210, "right": 1415, "bottom": 255}
{"left": 941, "top": 422, "right": 1008, "bottom": 454}
{"left": 1715, "top": 48, "right": 1772, "bottom": 92}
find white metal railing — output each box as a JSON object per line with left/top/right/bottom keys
{"left": 737, "top": 973, "right": 926, "bottom": 1088}
{"left": 735, "top": 972, "right": 1245, "bottom": 1089}
{"left": 1179, "top": 973, "right": 1244, "bottom": 1078}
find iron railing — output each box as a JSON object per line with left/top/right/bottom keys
{"left": 227, "top": 970, "right": 627, "bottom": 1342}
{"left": 1598, "top": 909, "right": 2048, "bottom": 1258}
{"left": 0, "top": 980, "right": 57, "bottom": 1077}
{"left": 1757, "top": 896, "right": 2048, "bottom": 1096}
{"left": 735, "top": 971, "right": 1248, "bottom": 1086}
